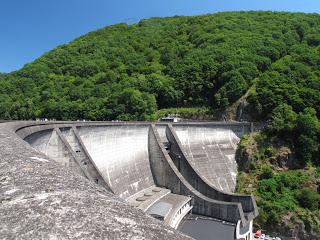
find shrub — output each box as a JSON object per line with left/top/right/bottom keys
{"left": 296, "top": 188, "right": 320, "bottom": 211}
{"left": 259, "top": 165, "right": 274, "bottom": 179}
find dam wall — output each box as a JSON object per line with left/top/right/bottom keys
{"left": 11, "top": 121, "right": 258, "bottom": 233}
{"left": 19, "top": 123, "right": 194, "bottom": 230}
{"left": 24, "top": 125, "right": 111, "bottom": 190}
{"left": 148, "top": 125, "right": 247, "bottom": 225}
{"left": 165, "top": 124, "right": 257, "bottom": 217}
{"left": 172, "top": 124, "right": 241, "bottom": 192}
{"left": 0, "top": 121, "right": 188, "bottom": 240}
{"left": 76, "top": 125, "right": 155, "bottom": 199}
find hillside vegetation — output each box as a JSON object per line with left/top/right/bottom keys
{"left": 1, "top": 11, "right": 320, "bottom": 121}
{"left": 237, "top": 132, "right": 320, "bottom": 239}
{"left": 0, "top": 11, "right": 320, "bottom": 238}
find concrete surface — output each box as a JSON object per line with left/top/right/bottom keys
{"left": 24, "top": 123, "right": 194, "bottom": 231}
{"left": 173, "top": 125, "right": 240, "bottom": 192}
{"left": 149, "top": 124, "right": 258, "bottom": 227}
{"left": 76, "top": 125, "right": 154, "bottom": 199}
{"left": 0, "top": 121, "right": 189, "bottom": 240}
{"left": 0, "top": 121, "right": 258, "bottom": 240}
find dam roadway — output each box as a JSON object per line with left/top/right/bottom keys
{"left": 0, "top": 121, "right": 258, "bottom": 240}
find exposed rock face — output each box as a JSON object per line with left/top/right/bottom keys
{"left": 0, "top": 123, "right": 190, "bottom": 240}
{"left": 235, "top": 135, "right": 257, "bottom": 173}
{"left": 235, "top": 147, "right": 252, "bottom": 173}
{"left": 269, "top": 146, "right": 297, "bottom": 169}
{"left": 236, "top": 132, "right": 320, "bottom": 240}
{"left": 236, "top": 135, "right": 298, "bottom": 172}
{"left": 271, "top": 220, "right": 319, "bottom": 240}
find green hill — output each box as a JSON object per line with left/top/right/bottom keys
{"left": 1, "top": 11, "right": 319, "bottom": 121}
{"left": 1, "top": 11, "right": 319, "bottom": 238}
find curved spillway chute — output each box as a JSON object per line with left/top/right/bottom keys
{"left": 0, "top": 121, "right": 188, "bottom": 240}
{"left": 173, "top": 124, "right": 239, "bottom": 192}
{"left": 21, "top": 122, "right": 194, "bottom": 230}
{"left": 23, "top": 123, "right": 156, "bottom": 199}
{"left": 166, "top": 125, "right": 258, "bottom": 219}
{"left": 75, "top": 125, "right": 155, "bottom": 199}
{"left": 18, "top": 121, "right": 258, "bottom": 236}
{"left": 149, "top": 125, "right": 256, "bottom": 229}
{"left": 154, "top": 124, "right": 258, "bottom": 224}
{"left": 23, "top": 124, "right": 112, "bottom": 191}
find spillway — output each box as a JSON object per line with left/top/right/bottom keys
{"left": 75, "top": 125, "right": 154, "bottom": 199}
{"left": 173, "top": 125, "right": 240, "bottom": 193}
{"left": 4, "top": 121, "right": 257, "bottom": 240}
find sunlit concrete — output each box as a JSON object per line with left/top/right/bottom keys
{"left": 25, "top": 123, "right": 193, "bottom": 230}
{"left": 1, "top": 121, "right": 188, "bottom": 240}
{"left": 77, "top": 125, "right": 154, "bottom": 199}
{"left": 21, "top": 121, "right": 257, "bottom": 239}
{"left": 173, "top": 125, "right": 240, "bottom": 192}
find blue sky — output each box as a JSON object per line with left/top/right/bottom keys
{"left": 1, "top": 0, "right": 320, "bottom": 73}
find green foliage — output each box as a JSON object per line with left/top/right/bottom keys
{"left": 306, "top": 33, "right": 320, "bottom": 46}
{"left": 238, "top": 132, "right": 320, "bottom": 235}
{"left": 116, "top": 88, "right": 157, "bottom": 121}
{"left": 265, "top": 106, "right": 320, "bottom": 166}
{"left": 237, "top": 136, "right": 320, "bottom": 235}
{"left": 256, "top": 169, "right": 315, "bottom": 227}
{"left": 259, "top": 165, "right": 274, "bottom": 179}
{"left": 1, "top": 11, "right": 320, "bottom": 121}
{"left": 294, "top": 108, "right": 320, "bottom": 164}
{"left": 296, "top": 187, "right": 320, "bottom": 210}
{"left": 267, "top": 103, "right": 297, "bottom": 136}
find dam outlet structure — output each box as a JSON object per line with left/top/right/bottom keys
{"left": 0, "top": 121, "right": 258, "bottom": 240}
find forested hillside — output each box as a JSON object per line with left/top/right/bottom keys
{"left": 1, "top": 11, "right": 319, "bottom": 121}
{"left": 1, "top": 11, "right": 320, "bottom": 238}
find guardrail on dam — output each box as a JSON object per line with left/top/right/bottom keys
{"left": 0, "top": 121, "right": 258, "bottom": 240}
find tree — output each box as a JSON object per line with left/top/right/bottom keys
{"left": 305, "top": 34, "right": 320, "bottom": 46}
{"left": 295, "top": 108, "right": 320, "bottom": 164}
{"left": 117, "top": 88, "right": 157, "bottom": 120}
{"left": 267, "top": 103, "right": 297, "bottom": 138}
{"left": 296, "top": 187, "right": 320, "bottom": 210}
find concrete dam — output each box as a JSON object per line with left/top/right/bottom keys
{"left": 0, "top": 121, "right": 258, "bottom": 240}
